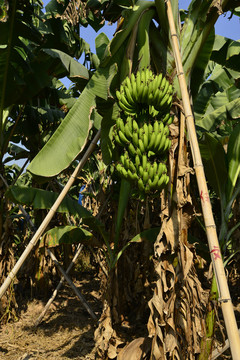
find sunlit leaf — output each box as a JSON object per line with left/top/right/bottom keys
{"left": 227, "top": 122, "right": 240, "bottom": 200}
{"left": 39, "top": 226, "right": 93, "bottom": 248}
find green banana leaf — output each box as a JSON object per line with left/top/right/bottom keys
{"left": 195, "top": 93, "right": 240, "bottom": 132}
{"left": 194, "top": 62, "right": 240, "bottom": 131}
{"left": 211, "top": 35, "right": 240, "bottom": 72}
{"left": 6, "top": 185, "right": 106, "bottom": 237}
{"left": 27, "top": 63, "right": 117, "bottom": 177}
{"left": 39, "top": 226, "right": 93, "bottom": 248}
{"left": 179, "top": 0, "right": 220, "bottom": 89}
{"left": 227, "top": 122, "right": 240, "bottom": 200}
{"left": 114, "top": 227, "right": 160, "bottom": 266}
{"left": 199, "top": 133, "right": 228, "bottom": 199}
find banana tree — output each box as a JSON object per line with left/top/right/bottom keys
{"left": 2, "top": 0, "right": 240, "bottom": 358}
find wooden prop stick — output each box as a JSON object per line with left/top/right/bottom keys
{"left": 164, "top": 0, "right": 240, "bottom": 358}
{"left": 0, "top": 129, "right": 101, "bottom": 299}
{"left": 47, "top": 249, "right": 98, "bottom": 322}
{"left": 34, "top": 244, "right": 84, "bottom": 326}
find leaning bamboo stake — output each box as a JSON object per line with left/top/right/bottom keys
{"left": 0, "top": 129, "right": 101, "bottom": 299}
{"left": 47, "top": 249, "right": 98, "bottom": 322}
{"left": 164, "top": 1, "right": 240, "bottom": 359}
{"left": 34, "top": 243, "right": 84, "bottom": 326}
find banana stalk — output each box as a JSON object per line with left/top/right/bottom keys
{"left": 101, "top": 1, "right": 155, "bottom": 67}
{"left": 112, "top": 179, "right": 131, "bottom": 266}
{"left": 199, "top": 276, "right": 218, "bottom": 360}
{"left": 137, "top": 8, "right": 156, "bottom": 71}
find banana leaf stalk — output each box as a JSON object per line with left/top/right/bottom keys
{"left": 0, "top": 129, "right": 101, "bottom": 299}
{"left": 163, "top": 1, "right": 240, "bottom": 359}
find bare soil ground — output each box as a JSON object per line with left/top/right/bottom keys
{"left": 0, "top": 274, "right": 102, "bottom": 360}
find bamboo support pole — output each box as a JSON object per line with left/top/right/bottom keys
{"left": 34, "top": 244, "right": 84, "bottom": 326}
{"left": 164, "top": 1, "right": 240, "bottom": 358}
{"left": 0, "top": 129, "right": 101, "bottom": 299}
{"left": 47, "top": 249, "right": 98, "bottom": 322}
{"left": 211, "top": 328, "right": 240, "bottom": 359}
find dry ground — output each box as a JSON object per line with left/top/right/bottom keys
{"left": 0, "top": 275, "right": 102, "bottom": 360}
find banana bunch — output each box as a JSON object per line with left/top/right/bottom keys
{"left": 116, "top": 68, "right": 173, "bottom": 116}
{"left": 116, "top": 150, "right": 169, "bottom": 193}
{"left": 113, "top": 114, "right": 172, "bottom": 157}
{"left": 113, "top": 68, "right": 174, "bottom": 194}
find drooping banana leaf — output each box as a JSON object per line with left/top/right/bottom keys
{"left": 211, "top": 35, "right": 240, "bottom": 72}
{"left": 195, "top": 88, "right": 240, "bottom": 132}
{"left": 199, "top": 133, "right": 228, "bottom": 199}
{"left": 39, "top": 225, "right": 94, "bottom": 248}
{"left": 27, "top": 63, "right": 117, "bottom": 177}
{"left": 6, "top": 185, "right": 107, "bottom": 238}
{"left": 194, "top": 62, "right": 240, "bottom": 132}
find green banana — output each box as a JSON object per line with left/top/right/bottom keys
{"left": 125, "top": 121, "right": 132, "bottom": 139}
{"left": 131, "top": 75, "right": 138, "bottom": 102}
{"left": 157, "top": 163, "right": 164, "bottom": 178}
{"left": 119, "top": 91, "right": 134, "bottom": 109}
{"left": 132, "top": 119, "right": 139, "bottom": 133}
{"left": 128, "top": 142, "right": 136, "bottom": 156}
{"left": 148, "top": 164, "right": 154, "bottom": 180}
{"left": 138, "top": 165, "right": 144, "bottom": 177}
{"left": 161, "top": 113, "right": 170, "bottom": 124}
{"left": 158, "top": 92, "right": 170, "bottom": 109}
{"left": 143, "top": 170, "right": 149, "bottom": 184}
{"left": 132, "top": 131, "right": 139, "bottom": 148}
{"left": 118, "top": 129, "right": 130, "bottom": 145}
{"left": 114, "top": 132, "right": 124, "bottom": 147}
{"left": 151, "top": 174, "right": 159, "bottom": 189}
{"left": 138, "top": 178, "right": 145, "bottom": 192}
{"left": 153, "top": 120, "right": 159, "bottom": 134}
{"left": 118, "top": 100, "right": 135, "bottom": 115}
{"left": 125, "top": 85, "right": 135, "bottom": 105}
{"left": 157, "top": 174, "right": 165, "bottom": 189}
{"left": 142, "top": 154, "right": 147, "bottom": 170}
{"left": 148, "top": 131, "right": 156, "bottom": 150}
{"left": 148, "top": 123, "right": 153, "bottom": 140}
{"left": 138, "top": 138, "right": 145, "bottom": 154}
{"left": 135, "top": 154, "right": 141, "bottom": 167}
{"left": 116, "top": 117, "right": 125, "bottom": 133}
{"left": 140, "top": 69, "right": 146, "bottom": 85}
{"left": 152, "top": 161, "right": 158, "bottom": 175}
{"left": 120, "top": 154, "right": 126, "bottom": 167}
{"left": 157, "top": 133, "right": 166, "bottom": 153}
{"left": 128, "top": 159, "right": 137, "bottom": 173}
{"left": 154, "top": 132, "right": 163, "bottom": 152}
{"left": 126, "top": 116, "right": 133, "bottom": 135}
{"left": 166, "top": 115, "right": 174, "bottom": 125}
